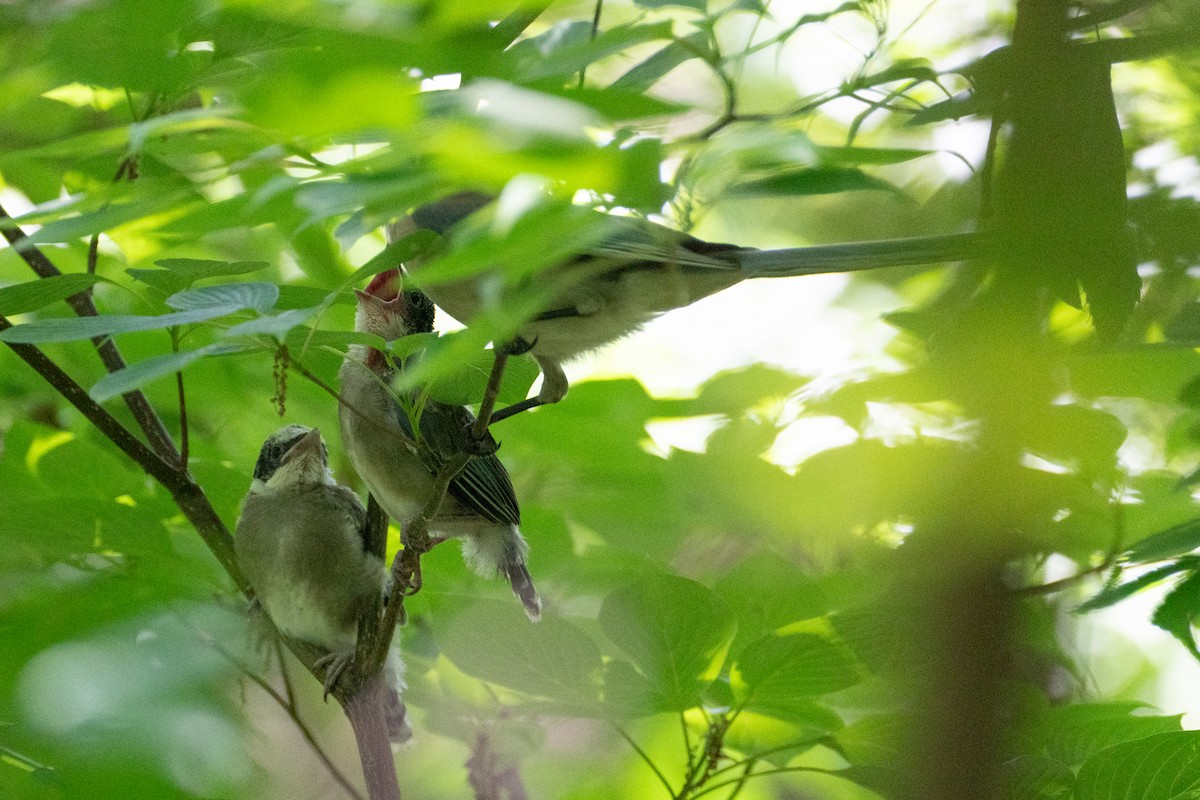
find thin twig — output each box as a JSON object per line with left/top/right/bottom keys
{"left": 274, "top": 637, "right": 299, "bottom": 712}
{"left": 722, "top": 759, "right": 757, "bottom": 800}
{"left": 176, "top": 368, "right": 189, "bottom": 468}
{"left": 472, "top": 347, "right": 510, "bottom": 439}
{"left": 170, "top": 328, "right": 190, "bottom": 469}
{"left": 612, "top": 723, "right": 675, "bottom": 797}
{"left": 678, "top": 713, "right": 698, "bottom": 797}
{"left": 186, "top": 618, "right": 365, "bottom": 800}
{"left": 689, "top": 766, "right": 831, "bottom": 799}
{"left": 577, "top": 0, "right": 604, "bottom": 89}
{"left": 87, "top": 234, "right": 100, "bottom": 276}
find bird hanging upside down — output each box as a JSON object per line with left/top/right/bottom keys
{"left": 235, "top": 425, "right": 411, "bottom": 744}
{"left": 338, "top": 270, "right": 542, "bottom": 621}
{"left": 387, "top": 190, "right": 985, "bottom": 414}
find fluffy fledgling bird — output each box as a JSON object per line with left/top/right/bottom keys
{"left": 235, "top": 425, "right": 411, "bottom": 743}
{"left": 337, "top": 271, "right": 542, "bottom": 620}
{"left": 387, "top": 191, "right": 985, "bottom": 408}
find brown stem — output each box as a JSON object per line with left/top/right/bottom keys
{"left": 344, "top": 678, "right": 401, "bottom": 800}
{"left": 472, "top": 346, "right": 510, "bottom": 439}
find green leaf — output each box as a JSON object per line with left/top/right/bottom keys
{"left": 610, "top": 33, "right": 710, "bottom": 93}
{"left": 634, "top": 0, "right": 707, "bottom": 9}
{"left": 998, "top": 756, "right": 1074, "bottom": 800}
{"left": 598, "top": 575, "right": 736, "bottom": 711}
{"left": 89, "top": 344, "right": 247, "bottom": 402}
{"left": 0, "top": 305, "right": 243, "bottom": 343}
{"left": 390, "top": 331, "right": 541, "bottom": 407}
{"left": 1027, "top": 703, "right": 1184, "bottom": 766}
{"left": 734, "top": 632, "right": 860, "bottom": 711}
{"left": 729, "top": 167, "right": 902, "bottom": 198}
{"left": 1077, "top": 561, "right": 1198, "bottom": 613}
{"left": 514, "top": 22, "right": 676, "bottom": 82}
{"left": 224, "top": 307, "right": 320, "bottom": 339}
{"left": 1152, "top": 570, "right": 1200, "bottom": 659}
{"left": 0, "top": 274, "right": 107, "bottom": 315}
{"left": 126, "top": 259, "right": 269, "bottom": 295}
{"left": 816, "top": 146, "right": 934, "bottom": 166}
{"left": 1075, "top": 732, "right": 1200, "bottom": 800}
{"left": 166, "top": 282, "right": 279, "bottom": 313}
{"left": 285, "top": 327, "right": 387, "bottom": 353}
{"left": 1127, "top": 519, "right": 1200, "bottom": 562}
{"left": 437, "top": 600, "right": 602, "bottom": 704}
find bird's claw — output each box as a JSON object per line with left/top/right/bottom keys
{"left": 314, "top": 649, "right": 355, "bottom": 698}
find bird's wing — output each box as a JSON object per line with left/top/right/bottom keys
{"left": 410, "top": 192, "right": 748, "bottom": 273}
{"left": 586, "top": 216, "right": 747, "bottom": 272}
{"left": 391, "top": 397, "right": 521, "bottom": 526}
{"left": 327, "top": 485, "right": 370, "bottom": 553}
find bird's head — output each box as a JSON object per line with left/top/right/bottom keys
{"left": 354, "top": 268, "right": 435, "bottom": 339}
{"left": 250, "top": 425, "right": 335, "bottom": 494}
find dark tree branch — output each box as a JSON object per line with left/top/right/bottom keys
{"left": 0, "top": 314, "right": 243, "bottom": 584}
{"left": 343, "top": 678, "right": 402, "bottom": 800}
{"left": 0, "top": 203, "right": 181, "bottom": 464}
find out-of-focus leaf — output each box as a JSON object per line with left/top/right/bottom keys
{"left": 1024, "top": 404, "right": 1127, "bottom": 477}
{"left": 285, "top": 327, "right": 386, "bottom": 354}
{"left": 513, "top": 22, "right": 676, "bottom": 82}
{"left": 0, "top": 305, "right": 242, "bottom": 343}
{"left": 22, "top": 192, "right": 196, "bottom": 244}
{"left": 854, "top": 59, "right": 938, "bottom": 88}
{"left": 4, "top": 108, "right": 245, "bottom": 161}
{"left": 275, "top": 285, "right": 350, "bottom": 310}
{"left": 1126, "top": 520, "right": 1200, "bottom": 562}
{"left": 166, "top": 282, "right": 278, "bottom": 314}
{"left": 1023, "top": 703, "right": 1184, "bottom": 766}
{"left": 0, "top": 275, "right": 107, "bottom": 315}
{"left": 817, "top": 145, "right": 934, "bottom": 165}
{"left": 390, "top": 331, "right": 540, "bottom": 407}
{"left": 714, "top": 551, "right": 828, "bottom": 647}
{"left": 598, "top": 575, "right": 735, "bottom": 711}
{"left": 1077, "top": 560, "right": 1198, "bottom": 613}
{"left": 733, "top": 632, "right": 860, "bottom": 713}
{"left": 437, "top": 600, "right": 602, "bottom": 704}
{"left": 126, "top": 259, "right": 269, "bottom": 296}
{"left": 1151, "top": 570, "right": 1200, "bottom": 659}
{"left": 634, "top": 0, "right": 706, "bottom": 9}
{"left": 836, "top": 713, "right": 907, "bottom": 767}
{"left": 1074, "top": 732, "right": 1200, "bottom": 800}
{"left": 224, "top": 307, "right": 320, "bottom": 339}
{"left": 998, "top": 756, "right": 1074, "bottom": 800}
{"left": 610, "top": 32, "right": 711, "bottom": 93}
{"left": 729, "top": 167, "right": 902, "bottom": 198}
{"left": 89, "top": 344, "right": 248, "bottom": 402}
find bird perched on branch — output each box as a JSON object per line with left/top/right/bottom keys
{"left": 337, "top": 270, "right": 542, "bottom": 621}
{"left": 235, "top": 425, "right": 411, "bottom": 744}
{"left": 388, "top": 190, "right": 985, "bottom": 411}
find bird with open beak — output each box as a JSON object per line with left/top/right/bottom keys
{"left": 337, "top": 270, "right": 542, "bottom": 621}
{"left": 235, "top": 425, "right": 411, "bottom": 744}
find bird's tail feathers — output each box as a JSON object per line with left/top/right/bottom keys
{"left": 460, "top": 525, "right": 542, "bottom": 621}
{"left": 504, "top": 562, "right": 543, "bottom": 622}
